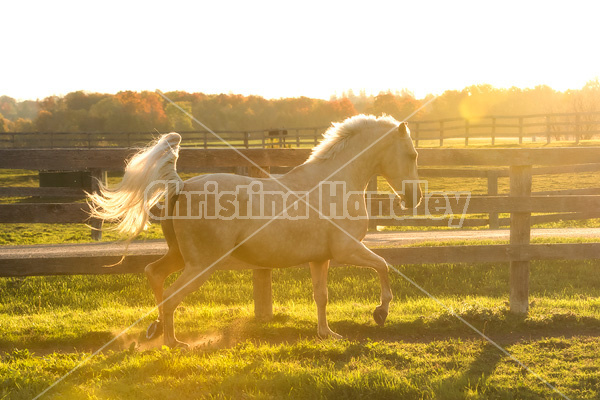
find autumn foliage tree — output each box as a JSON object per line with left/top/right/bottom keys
{"left": 368, "top": 91, "right": 422, "bottom": 120}
{"left": 0, "top": 81, "right": 598, "bottom": 134}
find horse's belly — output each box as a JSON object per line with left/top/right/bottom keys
{"left": 231, "top": 224, "right": 331, "bottom": 268}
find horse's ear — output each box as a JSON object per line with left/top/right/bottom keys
{"left": 398, "top": 122, "right": 408, "bottom": 136}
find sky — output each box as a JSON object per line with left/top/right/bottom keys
{"left": 2, "top": 0, "right": 599, "bottom": 101}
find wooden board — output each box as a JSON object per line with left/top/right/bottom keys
{"left": 416, "top": 148, "right": 600, "bottom": 166}
{"left": 369, "top": 195, "right": 600, "bottom": 215}
{"left": 1, "top": 147, "right": 599, "bottom": 171}
{"left": 0, "top": 187, "right": 84, "bottom": 197}
{"left": 2, "top": 195, "right": 599, "bottom": 224}
{"left": 0, "top": 203, "right": 89, "bottom": 223}
{"left": 1, "top": 241, "right": 598, "bottom": 277}
{"left": 0, "top": 148, "right": 310, "bottom": 171}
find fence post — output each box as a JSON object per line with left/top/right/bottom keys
{"left": 487, "top": 170, "right": 499, "bottom": 229}
{"left": 491, "top": 117, "right": 496, "bottom": 146}
{"left": 509, "top": 165, "right": 532, "bottom": 314}
{"left": 575, "top": 114, "right": 580, "bottom": 145}
{"left": 90, "top": 168, "right": 107, "bottom": 241}
{"left": 465, "top": 119, "right": 469, "bottom": 146}
{"left": 296, "top": 129, "right": 300, "bottom": 147}
{"left": 314, "top": 128, "right": 319, "bottom": 146}
{"left": 546, "top": 115, "right": 551, "bottom": 145}
{"left": 248, "top": 165, "right": 273, "bottom": 320}
{"left": 203, "top": 132, "right": 208, "bottom": 149}
{"left": 439, "top": 120, "right": 444, "bottom": 146}
{"left": 243, "top": 132, "right": 249, "bottom": 149}
{"left": 518, "top": 117, "right": 523, "bottom": 145}
{"left": 367, "top": 175, "right": 378, "bottom": 231}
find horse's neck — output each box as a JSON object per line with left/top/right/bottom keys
{"left": 285, "top": 146, "right": 378, "bottom": 191}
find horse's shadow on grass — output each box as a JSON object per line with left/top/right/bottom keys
{"left": 434, "top": 341, "right": 547, "bottom": 399}
{"left": 171, "top": 308, "right": 600, "bottom": 352}
{"left": 3, "top": 308, "right": 599, "bottom": 355}
{"left": 101, "top": 315, "right": 575, "bottom": 399}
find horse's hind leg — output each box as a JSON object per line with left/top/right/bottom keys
{"left": 161, "top": 264, "right": 216, "bottom": 348}
{"left": 309, "top": 260, "right": 342, "bottom": 339}
{"left": 145, "top": 200, "right": 184, "bottom": 339}
{"left": 144, "top": 251, "right": 183, "bottom": 339}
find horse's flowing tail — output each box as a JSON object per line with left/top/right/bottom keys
{"left": 87, "top": 132, "right": 183, "bottom": 241}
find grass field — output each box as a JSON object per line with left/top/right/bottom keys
{"left": 2, "top": 258, "right": 600, "bottom": 399}
{"left": 1, "top": 142, "right": 599, "bottom": 399}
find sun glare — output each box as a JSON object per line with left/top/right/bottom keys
{"left": 1, "top": 1, "right": 599, "bottom": 101}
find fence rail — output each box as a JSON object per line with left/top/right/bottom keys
{"left": 1, "top": 111, "right": 599, "bottom": 149}
{"left": 2, "top": 241, "right": 599, "bottom": 277}
{"left": 1, "top": 147, "right": 599, "bottom": 317}
{"left": 0, "top": 128, "right": 329, "bottom": 150}
{"left": 2, "top": 195, "right": 599, "bottom": 224}
{"left": 1, "top": 148, "right": 600, "bottom": 230}
{"left": 2, "top": 147, "right": 600, "bottom": 169}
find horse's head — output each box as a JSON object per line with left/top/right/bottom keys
{"left": 379, "top": 122, "right": 422, "bottom": 209}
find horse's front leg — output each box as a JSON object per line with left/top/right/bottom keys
{"left": 332, "top": 241, "right": 393, "bottom": 327}
{"left": 309, "top": 260, "right": 342, "bottom": 339}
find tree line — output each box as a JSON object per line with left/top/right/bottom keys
{"left": 0, "top": 80, "right": 598, "bottom": 133}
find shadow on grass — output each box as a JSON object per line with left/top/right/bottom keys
{"left": 3, "top": 306, "right": 600, "bottom": 356}
{"left": 432, "top": 341, "right": 569, "bottom": 399}
{"left": 31, "top": 329, "right": 569, "bottom": 400}
{"left": 159, "top": 308, "right": 600, "bottom": 353}
{"left": 3, "top": 313, "right": 593, "bottom": 400}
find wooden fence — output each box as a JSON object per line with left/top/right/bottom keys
{"left": 1, "top": 147, "right": 599, "bottom": 316}
{"left": 0, "top": 128, "right": 329, "bottom": 150}
{"left": 1, "top": 111, "right": 599, "bottom": 149}
{"left": 1, "top": 149, "right": 599, "bottom": 231}
{"left": 411, "top": 111, "right": 600, "bottom": 146}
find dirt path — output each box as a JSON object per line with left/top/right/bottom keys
{"left": 365, "top": 227, "right": 600, "bottom": 247}
{"left": 1, "top": 228, "right": 598, "bottom": 258}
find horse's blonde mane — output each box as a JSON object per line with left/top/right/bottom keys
{"left": 306, "top": 114, "right": 401, "bottom": 163}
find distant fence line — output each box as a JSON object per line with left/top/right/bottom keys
{"left": 411, "top": 111, "right": 600, "bottom": 146}
{"left": 0, "top": 128, "right": 328, "bottom": 150}
{"left": 1, "top": 111, "right": 599, "bottom": 149}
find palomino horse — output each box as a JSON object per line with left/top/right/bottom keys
{"left": 88, "top": 114, "right": 422, "bottom": 348}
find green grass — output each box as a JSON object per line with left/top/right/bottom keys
{"left": 5, "top": 336, "right": 600, "bottom": 399}
{"left": 0, "top": 223, "right": 164, "bottom": 246}
{"left": 2, "top": 260, "right": 600, "bottom": 399}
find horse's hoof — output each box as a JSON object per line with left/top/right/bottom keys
{"left": 146, "top": 320, "right": 163, "bottom": 340}
{"left": 318, "top": 329, "right": 343, "bottom": 340}
{"left": 166, "top": 340, "right": 190, "bottom": 350}
{"left": 373, "top": 307, "right": 388, "bottom": 327}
